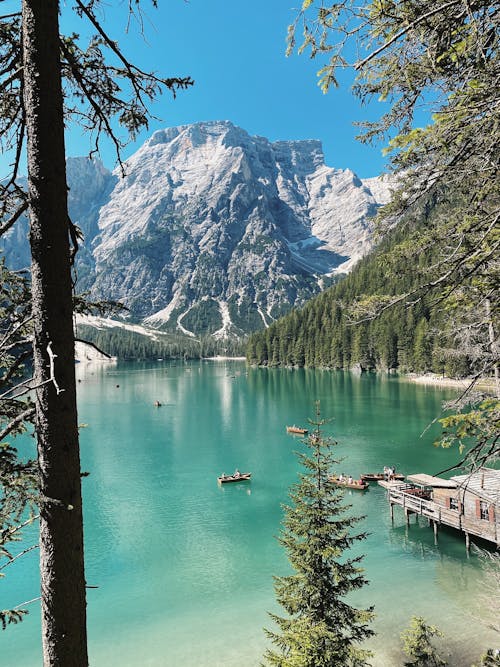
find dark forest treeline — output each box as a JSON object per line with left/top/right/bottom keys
{"left": 76, "top": 324, "right": 245, "bottom": 360}
{"left": 246, "top": 224, "right": 471, "bottom": 378}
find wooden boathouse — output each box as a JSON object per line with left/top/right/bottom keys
{"left": 386, "top": 467, "right": 500, "bottom": 548}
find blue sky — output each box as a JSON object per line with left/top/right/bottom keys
{"left": 0, "top": 1, "right": 392, "bottom": 179}
{"left": 57, "top": 0, "right": 390, "bottom": 178}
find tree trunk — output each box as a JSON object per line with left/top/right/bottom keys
{"left": 485, "top": 299, "right": 499, "bottom": 398}
{"left": 22, "top": 1, "right": 88, "bottom": 665}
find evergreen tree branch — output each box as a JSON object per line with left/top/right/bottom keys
{"left": 0, "top": 407, "right": 35, "bottom": 442}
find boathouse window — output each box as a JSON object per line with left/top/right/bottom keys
{"left": 449, "top": 497, "right": 459, "bottom": 511}
{"left": 479, "top": 501, "right": 489, "bottom": 521}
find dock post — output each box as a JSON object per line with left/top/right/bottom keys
{"left": 465, "top": 532, "right": 470, "bottom": 552}
{"left": 405, "top": 508, "right": 410, "bottom": 526}
{"left": 390, "top": 503, "right": 394, "bottom": 524}
{"left": 433, "top": 520, "right": 438, "bottom": 543}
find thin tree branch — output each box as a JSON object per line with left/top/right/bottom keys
{"left": 355, "top": 0, "right": 463, "bottom": 71}
{"left": 0, "top": 200, "right": 28, "bottom": 237}
{"left": 0, "top": 407, "right": 35, "bottom": 442}
{"left": 0, "top": 544, "right": 38, "bottom": 571}
{"left": 59, "top": 37, "right": 124, "bottom": 169}
{"left": 1, "top": 515, "right": 39, "bottom": 543}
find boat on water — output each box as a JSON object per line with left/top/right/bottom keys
{"left": 360, "top": 472, "right": 404, "bottom": 482}
{"left": 217, "top": 472, "right": 252, "bottom": 484}
{"left": 330, "top": 476, "right": 369, "bottom": 490}
{"left": 286, "top": 425, "right": 308, "bottom": 435}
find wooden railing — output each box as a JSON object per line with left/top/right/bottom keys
{"left": 389, "top": 489, "right": 497, "bottom": 543}
{"left": 389, "top": 488, "right": 439, "bottom": 520}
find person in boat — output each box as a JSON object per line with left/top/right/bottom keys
{"left": 348, "top": 475, "right": 353, "bottom": 485}
{"left": 338, "top": 473, "right": 344, "bottom": 482}
{"left": 233, "top": 469, "right": 241, "bottom": 479}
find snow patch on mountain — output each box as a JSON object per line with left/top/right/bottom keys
{"left": 75, "top": 314, "right": 161, "bottom": 339}
{"left": 213, "top": 300, "right": 233, "bottom": 339}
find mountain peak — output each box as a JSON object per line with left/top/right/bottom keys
{"left": 86, "top": 121, "right": 390, "bottom": 335}
{"left": 147, "top": 120, "right": 244, "bottom": 148}
{"left": 1, "top": 121, "right": 391, "bottom": 339}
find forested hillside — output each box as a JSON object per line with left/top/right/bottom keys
{"left": 76, "top": 324, "right": 244, "bottom": 360}
{"left": 246, "top": 214, "right": 471, "bottom": 378}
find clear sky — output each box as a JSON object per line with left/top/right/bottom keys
{"left": 56, "top": 0, "right": 391, "bottom": 178}
{"left": 0, "top": 1, "right": 392, "bottom": 179}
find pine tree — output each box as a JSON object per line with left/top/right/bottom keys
{"left": 400, "top": 616, "right": 446, "bottom": 667}
{"left": 264, "top": 402, "right": 374, "bottom": 667}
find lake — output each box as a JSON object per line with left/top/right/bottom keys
{"left": 2, "top": 361, "right": 497, "bottom": 666}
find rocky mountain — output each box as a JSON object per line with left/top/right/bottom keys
{"left": 0, "top": 157, "right": 115, "bottom": 277}
{"left": 1, "top": 121, "right": 392, "bottom": 337}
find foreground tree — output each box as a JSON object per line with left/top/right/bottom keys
{"left": 0, "top": 263, "right": 38, "bottom": 630}
{"left": 21, "top": 3, "right": 90, "bottom": 661}
{"left": 264, "top": 403, "right": 374, "bottom": 666}
{"left": 287, "top": 0, "right": 499, "bottom": 468}
{"left": 1, "top": 1, "right": 192, "bottom": 663}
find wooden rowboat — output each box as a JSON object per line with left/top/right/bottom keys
{"left": 217, "top": 472, "right": 252, "bottom": 484}
{"left": 330, "top": 476, "right": 369, "bottom": 490}
{"left": 286, "top": 425, "right": 308, "bottom": 435}
{"left": 360, "top": 472, "right": 404, "bottom": 482}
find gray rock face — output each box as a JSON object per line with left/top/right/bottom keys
{"left": 0, "top": 156, "right": 115, "bottom": 278}
{"left": 90, "top": 121, "right": 391, "bottom": 336}
{"left": 1, "top": 121, "right": 392, "bottom": 337}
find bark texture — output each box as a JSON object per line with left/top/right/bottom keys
{"left": 22, "top": 1, "right": 88, "bottom": 664}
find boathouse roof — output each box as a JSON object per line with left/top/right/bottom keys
{"left": 406, "top": 473, "right": 457, "bottom": 488}
{"left": 450, "top": 468, "right": 500, "bottom": 503}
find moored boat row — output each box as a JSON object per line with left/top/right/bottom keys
{"left": 360, "top": 472, "right": 404, "bottom": 482}
{"left": 330, "top": 475, "right": 369, "bottom": 490}
{"left": 330, "top": 469, "right": 406, "bottom": 490}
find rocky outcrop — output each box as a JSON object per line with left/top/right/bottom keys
{"left": 90, "top": 121, "right": 391, "bottom": 336}
{"left": 1, "top": 121, "right": 392, "bottom": 338}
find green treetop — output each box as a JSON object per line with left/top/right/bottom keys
{"left": 264, "top": 402, "right": 374, "bottom": 667}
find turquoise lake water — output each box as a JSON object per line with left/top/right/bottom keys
{"left": 2, "top": 361, "right": 497, "bottom": 666}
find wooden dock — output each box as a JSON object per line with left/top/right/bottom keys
{"left": 386, "top": 470, "right": 500, "bottom": 549}
{"left": 377, "top": 479, "right": 406, "bottom": 491}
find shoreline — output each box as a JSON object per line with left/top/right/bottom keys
{"left": 405, "top": 372, "right": 495, "bottom": 391}
{"left": 203, "top": 355, "right": 246, "bottom": 361}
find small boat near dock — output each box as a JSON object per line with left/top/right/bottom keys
{"left": 286, "top": 425, "right": 308, "bottom": 435}
{"left": 361, "top": 472, "right": 404, "bottom": 482}
{"left": 217, "top": 472, "right": 252, "bottom": 484}
{"left": 330, "top": 476, "right": 369, "bottom": 490}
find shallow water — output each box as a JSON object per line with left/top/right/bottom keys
{"left": 2, "top": 362, "right": 496, "bottom": 666}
